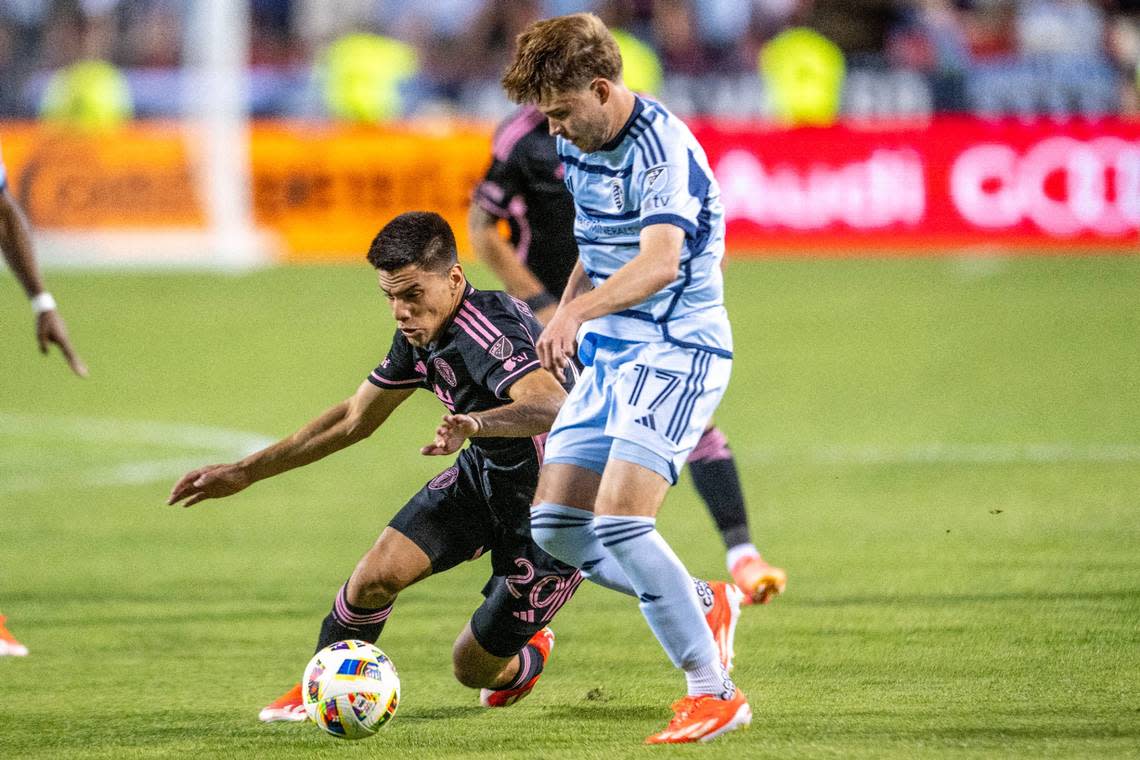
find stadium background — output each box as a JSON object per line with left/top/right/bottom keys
{"left": 1, "top": 1, "right": 1138, "bottom": 758}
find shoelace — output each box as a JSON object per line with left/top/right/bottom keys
{"left": 666, "top": 696, "right": 704, "bottom": 726}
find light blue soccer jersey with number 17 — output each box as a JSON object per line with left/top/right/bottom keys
{"left": 557, "top": 95, "right": 732, "bottom": 358}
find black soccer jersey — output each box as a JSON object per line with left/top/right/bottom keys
{"left": 366, "top": 285, "right": 550, "bottom": 464}
{"left": 472, "top": 106, "right": 578, "bottom": 297}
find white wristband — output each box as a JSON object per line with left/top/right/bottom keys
{"left": 31, "top": 292, "right": 57, "bottom": 315}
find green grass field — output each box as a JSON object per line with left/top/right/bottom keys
{"left": 1, "top": 255, "right": 1138, "bottom": 759}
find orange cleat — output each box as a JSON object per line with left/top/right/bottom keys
{"left": 0, "top": 615, "right": 28, "bottom": 657}
{"left": 730, "top": 555, "right": 787, "bottom": 605}
{"left": 480, "top": 627, "right": 555, "bottom": 707}
{"left": 258, "top": 682, "right": 307, "bottom": 723}
{"left": 645, "top": 689, "right": 752, "bottom": 744}
{"left": 704, "top": 581, "right": 744, "bottom": 672}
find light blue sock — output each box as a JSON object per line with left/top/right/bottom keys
{"left": 594, "top": 515, "right": 727, "bottom": 684}
{"left": 530, "top": 503, "right": 637, "bottom": 595}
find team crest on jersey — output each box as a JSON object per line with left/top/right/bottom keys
{"left": 428, "top": 466, "right": 459, "bottom": 490}
{"left": 433, "top": 357, "right": 457, "bottom": 386}
{"left": 490, "top": 335, "right": 514, "bottom": 361}
{"left": 645, "top": 165, "right": 668, "bottom": 190}
{"left": 608, "top": 177, "right": 625, "bottom": 211}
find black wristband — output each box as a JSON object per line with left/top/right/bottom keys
{"left": 524, "top": 291, "right": 559, "bottom": 313}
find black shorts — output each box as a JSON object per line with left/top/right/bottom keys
{"left": 388, "top": 445, "right": 582, "bottom": 658}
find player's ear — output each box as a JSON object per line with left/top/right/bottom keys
{"left": 448, "top": 264, "right": 464, "bottom": 290}
{"left": 592, "top": 78, "right": 610, "bottom": 105}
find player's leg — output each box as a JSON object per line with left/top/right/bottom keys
{"left": 452, "top": 537, "right": 581, "bottom": 705}
{"left": 597, "top": 454, "right": 750, "bottom": 744}
{"left": 0, "top": 613, "right": 29, "bottom": 657}
{"left": 261, "top": 459, "right": 491, "bottom": 723}
{"left": 449, "top": 448, "right": 582, "bottom": 704}
{"left": 452, "top": 622, "right": 556, "bottom": 705}
{"left": 688, "top": 424, "right": 787, "bottom": 605}
{"left": 314, "top": 527, "right": 432, "bottom": 652}
{"left": 595, "top": 343, "right": 749, "bottom": 743}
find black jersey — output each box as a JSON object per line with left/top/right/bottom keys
{"left": 472, "top": 106, "right": 578, "bottom": 297}
{"left": 366, "top": 285, "right": 549, "bottom": 464}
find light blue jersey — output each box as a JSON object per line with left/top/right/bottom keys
{"left": 558, "top": 95, "right": 732, "bottom": 358}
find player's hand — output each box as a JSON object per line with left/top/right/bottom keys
{"left": 421, "top": 414, "right": 479, "bottom": 456}
{"left": 537, "top": 305, "right": 581, "bottom": 383}
{"left": 167, "top": 463, "right": 252, "bottom": 508}
{"left": 36, "top": 311, "right": 88, "bottom": 378}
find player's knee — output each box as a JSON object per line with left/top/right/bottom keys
{"left": 530, "top": 502, "right": 592, "bottom": 566}
{"left": 350, "top": 555, "right": 411, "bottom": 606}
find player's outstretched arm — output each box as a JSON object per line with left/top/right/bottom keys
{"left": 167, "top": 381, "right": 413, "bottom": 507}
{"left": 537, "top": 223, "right": 683, "bottom": 379}
{"left": 420, "top": 368, "right": 566, "bottom": 456}
{"left": 0, "top": 187, "right": 88, "bottom": 377}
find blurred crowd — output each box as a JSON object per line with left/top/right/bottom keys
{"left": 1, "top": 0, "right": 1138, "bottom": 119}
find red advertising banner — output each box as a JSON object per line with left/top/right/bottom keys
{"left": 691, "top": 117, "right": 1140, "bottom": 252}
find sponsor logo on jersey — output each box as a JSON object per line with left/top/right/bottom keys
{"left": 503, "top": 352, "right": 530, "bottom": 372}
{"left": 414, "top": 360, "right": 428, "bottom": 376}
{"left": 490, "top": 335, "right": 514, "bottom": 361}
{"left": 433, "top": 357, "right": 457, "bottom": 386}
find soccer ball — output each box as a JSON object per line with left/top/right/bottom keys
{"left": 302, "top": 640, "right": 400, "bottom": 740}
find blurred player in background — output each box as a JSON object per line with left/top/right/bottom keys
{"left": 503, "top": 14, "right": 757, "bottom": 743}
{"left": 469, "top": 90, "right": 785, "bottom": 608}
{"left": 0, "top": 137, "right": 88, "bottom": 658}
{"left": 167, "top": 212, "right": 744, "bottom": 722}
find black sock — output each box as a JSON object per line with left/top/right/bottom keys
{"left": 314, "top": 583, "right": 393, "bottom": 653}
{"left": 688, "top": 427, "right": 752, "bottom": 550}
{"left": 496, "top": 642, "right": 545, "bottom": 691}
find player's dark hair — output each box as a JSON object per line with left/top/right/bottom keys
{"left": 366, "top": 212, "right": 458, "bottom": 273}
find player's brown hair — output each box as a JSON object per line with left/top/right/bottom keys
{"left": 501, "top": 13, "right": 623, "bottom": 104}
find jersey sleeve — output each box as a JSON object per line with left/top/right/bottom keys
{"left": 635, "top": 125, "right": 708, "bottom": 240}
{"left": 473, "top": 147, "right": 525, "bottom": 220}
{"left": 455, "top": 298, "right": 543, "bottom": 400}
{"left": 366, "top": 330, "right": 426, "bottom": 390}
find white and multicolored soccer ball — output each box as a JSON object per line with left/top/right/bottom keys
{"left": 302, "top": 640, "right": 400, "bottom": 740}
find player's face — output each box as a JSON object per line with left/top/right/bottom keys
{"left": 540, "top": 82, "right": 613, "bottom": 153}
{"left": 378, "top": 263, "right": 465, "bottom": 347}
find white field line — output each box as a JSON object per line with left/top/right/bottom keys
{"left": 0, "top": 413, "right": 274, "bottom": 495}
{"left": 743, "top": 442, "right": 1140, "bottom": 466}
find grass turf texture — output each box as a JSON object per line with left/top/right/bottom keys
{"left": 0, "top": 256, "right": 1138, "bottom": 759}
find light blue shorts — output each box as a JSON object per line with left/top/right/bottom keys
{"left": 544, "top": 335, "right": 732, "bottom": 484}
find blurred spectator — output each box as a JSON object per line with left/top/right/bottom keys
{"left": 0, "top": 0, "right": 1136, "bottom": 119}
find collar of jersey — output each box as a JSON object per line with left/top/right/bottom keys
{"left": 597, "top": 95, "right": 646, "bottom": 153}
